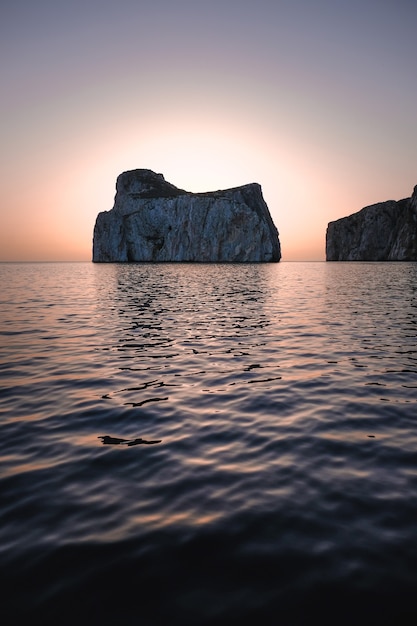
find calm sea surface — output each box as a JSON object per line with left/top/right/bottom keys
{"left": 1, "top": 262, "right": 417, "bottom": 625}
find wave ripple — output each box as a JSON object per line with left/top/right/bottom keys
{"left": 1, "top": 262, "right": 417, "bottom": 625}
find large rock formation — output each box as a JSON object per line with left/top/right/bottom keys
{"left": 93, "top": 169, "right": 281, "bottom": 263}
{"left": 326, "top": 185, "right": 417, "bottom": 261}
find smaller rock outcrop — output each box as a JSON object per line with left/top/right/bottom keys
{"left": 326, "top": 185, "right": 417, "bottom": 261}
{"left": 92, "top": 169, "right": 281, "bottom": 263}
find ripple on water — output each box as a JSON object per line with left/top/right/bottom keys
{"left": 1, "top": 262, "right": 417, "bottom": 624}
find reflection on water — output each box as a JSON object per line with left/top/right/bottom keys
{"left": 98, "top": 435, "right": 162, "bottom": 445}
{"left": 1, "top": 262, "right": 417, "bottom": 625}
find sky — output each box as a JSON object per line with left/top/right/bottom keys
{"left": 1, "top": 0, "right": 417, "bottom": 261}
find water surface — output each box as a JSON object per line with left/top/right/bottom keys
{"left": 1, "top": 262, "right": 417, "bottom": 625}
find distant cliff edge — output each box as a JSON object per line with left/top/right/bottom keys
{"left": 92, "top": 169, "right": 281, "bottom": 263}
{"left": 326, "top": 185, "right": 417, "bottom": 261}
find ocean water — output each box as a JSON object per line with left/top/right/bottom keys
{"left": 1, "top": 261, "right": 417, "bottom": 625}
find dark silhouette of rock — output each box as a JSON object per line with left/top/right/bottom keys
{"left": 93, "top": 169, "right": 281, "bottom": 262}
{"left": 326, "top": 185, "right": 417, "bottom": 261}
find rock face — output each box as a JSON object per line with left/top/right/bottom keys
{"left": 326, "top": 186, "right": 417, "bottom": 261}
{"left": 93, "top": 169, "right": 281, "bottom": 263}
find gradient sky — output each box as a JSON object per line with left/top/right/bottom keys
{"left": 1, "top": 0, "right": 416, "bottom": 261}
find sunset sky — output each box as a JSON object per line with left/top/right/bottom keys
{"left": 1, "top": 0, "right": 416, "bottom": 261}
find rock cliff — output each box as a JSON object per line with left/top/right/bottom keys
{"left": 326, "top": 185, "right": 417, "bottom": 261}
{"left": 92, "top": 169, "right": 281, "bottom": 263}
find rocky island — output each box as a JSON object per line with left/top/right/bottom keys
{"left": 93, "top": 169, "right": 281, "bottom": 263}
{"left": 326, "top": 185, "right": 417, "bottom": 261}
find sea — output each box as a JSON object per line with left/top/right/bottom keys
{"left": 1, "top": 261, "right": 417, "bottom": 626}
